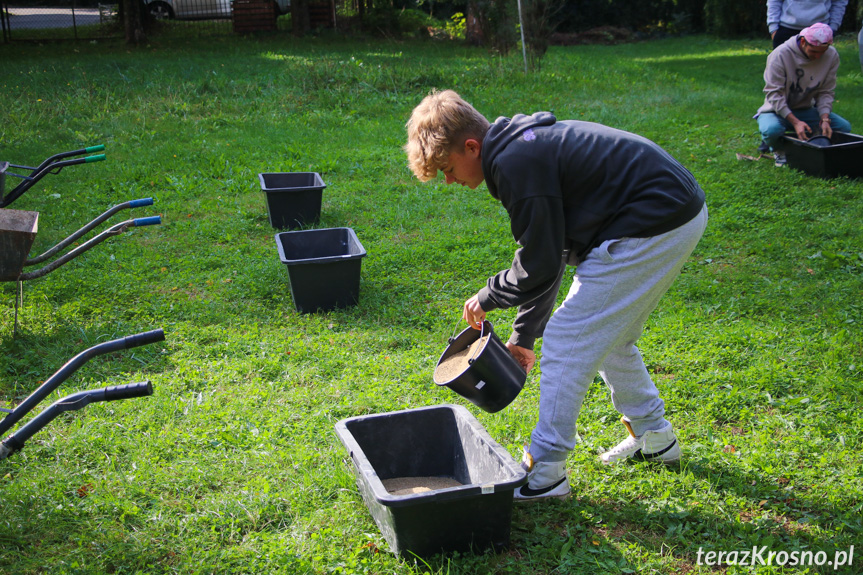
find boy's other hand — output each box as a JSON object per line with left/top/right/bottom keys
{"left": 463, "top": 294, "right": 486, "bottom": 329}
{"left": 506, "top": 343, "right": 535, "bottom": 373}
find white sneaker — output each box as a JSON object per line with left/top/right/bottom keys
{"left": 514, "top": 459, "right": 570, "bottom": 501}
{"left": 773, "top": 151, "right": 787, "bottom": 167}
{"left": 600, "top": 418, "right": 681, "bottom": 465}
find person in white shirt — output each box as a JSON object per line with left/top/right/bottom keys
{"left": 767, "top": 0, "right": 848, "bottom": 48}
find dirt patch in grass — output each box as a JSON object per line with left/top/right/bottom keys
{"left": 551, "top": 26, "right": 634, "bottom": 46}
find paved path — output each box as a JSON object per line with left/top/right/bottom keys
{"left": 3, "top": 6, "right": 108, "bottom": 29}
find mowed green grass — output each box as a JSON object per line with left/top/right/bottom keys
{"left": 0, "top": 32, "right": 861, "bottom": 574}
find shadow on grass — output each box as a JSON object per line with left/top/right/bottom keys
{"left": 496, "top": 461, "right": 860, "bottom": 574}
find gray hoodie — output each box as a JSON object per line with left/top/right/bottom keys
{"left": 767, "top": 0, "right": 848, "bottom": 33}
{"left": 477, "top": 113, "right": 705, "bottom": 349}
{"left": 756, "top": 34, "right": 839, "bottom": 119}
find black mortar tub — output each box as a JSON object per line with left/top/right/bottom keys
{"left": 335, "top": 404, "right": 528, "bottom": 557}
{"left": 782, "top": 132, "right": 863, "bottom": 179}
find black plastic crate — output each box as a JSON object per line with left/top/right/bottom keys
{"left": 275, "top": 227, "right": 366, "bottom": 314}
{"left": 335, "top": 404, "right": 528, "bottom": 557}
{"left": 259, "top": 172, "right": 326, "bottom": 229}
{"left": 783, "top": 132, "right": 863, "bottom": 179}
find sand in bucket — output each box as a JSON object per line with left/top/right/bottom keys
{"left": 433, "top": 321, "right": 526, "bottom": 413}
{"left": 434, "top": 333, "right": 490, "bottom": 382}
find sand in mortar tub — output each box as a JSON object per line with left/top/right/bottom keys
{"left": 382, "top": 476, "right": 464, "bottom": 495}
{"left": 434, "top": 333, "right": 490, "bottom": 382}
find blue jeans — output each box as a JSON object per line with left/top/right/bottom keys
{"left": 757, "top": 108, "right": 852, "bottom": 151}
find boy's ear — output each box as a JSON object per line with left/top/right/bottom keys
{"left": 464, "top": 138, "right": 482, "bottom": 157}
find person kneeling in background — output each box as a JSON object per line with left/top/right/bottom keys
{"left": 754, "top": 23, "right": 852, "bottom": 167}
{"left": 405, "top": 90, "right": 708, "bottom": 501}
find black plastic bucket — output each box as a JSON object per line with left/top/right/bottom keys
{"left": 433, "top": 321, "right": 526, "bottom": 413}
{"left": 259, "top": 172, "right": 325, "bottom": 230}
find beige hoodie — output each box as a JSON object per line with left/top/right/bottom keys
{"left": 756, "top": 35, "right": 840, "bottom": 119}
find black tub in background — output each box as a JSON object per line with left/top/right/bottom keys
{"left": 783, "top": 132, "right": 863, "bottom": 179}
{"left": 259, "top": 172, "right": 325, "bottom": 229}
{"left": 275, "top": 227, "right": 366, "bottom": 313}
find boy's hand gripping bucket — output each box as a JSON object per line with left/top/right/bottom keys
{"left": 433, "top": 320, "right": 526, "bottom": 413}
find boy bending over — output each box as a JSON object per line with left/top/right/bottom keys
{"left": 405, "top": 90, "right": 707, "bottom": 501}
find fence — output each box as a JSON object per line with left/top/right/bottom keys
{"left": 0, "top": 0, "right": 324, "bottom": 42}
{"left": 1, "top": 0, "right": 124, "bottom": 41}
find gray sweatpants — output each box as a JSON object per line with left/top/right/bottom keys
{"left": 529, "top": 204, "right": 708, "bottom": 463}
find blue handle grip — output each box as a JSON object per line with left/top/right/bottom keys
{"left": 129, "top": 198, "right": 154, "bottom": 208}
{"left": 133, "top": 216, "right": 161, "bottom": 227}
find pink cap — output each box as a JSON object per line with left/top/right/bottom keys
{"left": 801, "top": 23, "right": 833, "bottom": 46}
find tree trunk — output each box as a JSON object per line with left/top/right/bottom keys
{"left": 292, "top": 0, "right": 311, "bottom": 34}
{"left": 465, "top": 1, "right": 483, "bottom": 45}
{"left": 123, "top": 0, "right": 147, "bottom": 44}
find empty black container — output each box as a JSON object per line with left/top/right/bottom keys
{"left": 334, "top": 404, "right": 528, "bottom": 558}
{"left": 259, "top": 172, "right": 326, "bottom": 229}
{"left": 275, "top": 227, "right": 366, "bottom": 313}
{"left": 783, "top": 132, "right": 863, "bottom": 179}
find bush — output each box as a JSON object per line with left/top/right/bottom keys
{"left": 704, "top": 0, "right": 764, "bottom": 36}
{"left": 471, "top": 0, "right": 518, "bottom": 54}
{"left": 362, "top": 7, "right": 436, "bottom": 37}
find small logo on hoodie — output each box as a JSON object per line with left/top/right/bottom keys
{"left": 523, "top": 129, "right": 536, "bottom": 142}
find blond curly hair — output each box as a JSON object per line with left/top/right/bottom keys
{"left": 404, "top": 90, "right": 490, "bottom": 181}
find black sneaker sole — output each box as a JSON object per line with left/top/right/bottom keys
{"left": 632, "top": 439, "right": 679, "bottom": 463}
{"left": 514, "top": 477, "right": 570, "bottom": 501}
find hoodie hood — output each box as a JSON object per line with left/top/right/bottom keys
{"left": 482, "top": 112, "right": 557, "bottom": 197}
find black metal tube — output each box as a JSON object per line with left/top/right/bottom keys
{"left": 0, "top": 381, "right": 153, "bottom": 460}
{"left": 0, "top": 329, "right": 164, "bottom": 436}
{"left": 20, "top": 145, "right": 104, "bottom": 174}
{"left": 25, "top": 198, "right": 152, "bottom": 265}
{"left": 0, "top": 156, "right": 100, "bottom": 208}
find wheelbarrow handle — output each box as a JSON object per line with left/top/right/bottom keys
{"left": 105, "top": 381, "right": 154, "bottom": 401}
{"left": 25, "top": 199, "right": 158, "bottom": 266}
{"left": 0, "top": 381, "right": 154, "bottom": 460}
{"left": 0, "top": 329, "right": 165, "bottom": 437}
{"left": 133, "top": 216, "right": 161, "bottom": 227}
{"left": 128, "top": 197, "right": 154, "bottom": 208}
{"left": 53, "top": 155, "right": 105, "bottom": 168}
{"left": 123, "top": 329, "right": 166, "bottom": 349}
{"left": 42, "top": 146, "right": 106, "bottom": 165}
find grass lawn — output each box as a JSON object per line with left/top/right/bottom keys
{"left": 0, "top": 30, "right": 861, "bottom": 574}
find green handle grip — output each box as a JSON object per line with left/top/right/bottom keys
{"left": 84, "top": 154, "right": 106, "bottom": 163}
{"left": 85, "top": 144, "right": 106, "bottom": 153}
